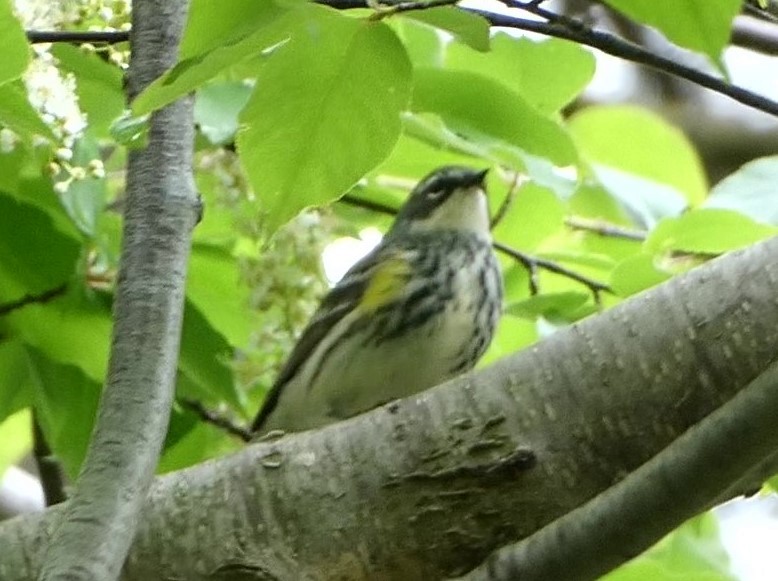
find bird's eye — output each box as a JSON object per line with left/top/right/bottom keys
{"left": 427, "top": 189, "right": 445, "bottom": 200}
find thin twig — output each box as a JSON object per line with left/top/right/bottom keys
{"left": 339, "top": 193, "right": 612, "bottom": 300}
{"left": 27, "top": 30, "right": 130, "bottom": 44}
{"left": 493, "top": 241, "right": 610, "bottom": 302}
{"left": 24, "top": 4, "right": 778, "bottom": 118}
{"left": 473, "top": 3, "right": 778, "bottom": 118}
{"left": 178, "top": 398, "right": 253, "bottom": 442}
{"left": 0, "top": 284, "right": 67, "bottom": 316}
{"left": 490, "top": 172, "right": 523, "bottom": 230}
{"left": 367, "top": 0, "right": 459, "bottom": 21}
{"left": 32, "top": 409, "right": 68, "bottom": 506}
{"left": 565, "top": 217, "right": 647, "bottom": 241}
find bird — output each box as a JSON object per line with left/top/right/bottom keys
{"left": 251, "top": 166, "right": 503, "bottom": 436}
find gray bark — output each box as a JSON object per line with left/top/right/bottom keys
{"left": 0, "top": 235, "right": 776, "bottom": 580}
{"left": 36, "top": 1, "right": 196, "bottom": 579}
{"left": 459, "top": 360, "right": 778, "bottom": 581}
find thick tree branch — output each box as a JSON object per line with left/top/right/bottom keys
{"left": 1, "top": 235, "right": 777, "bottom": 580}
{"left": 459, "top": 360, "right": 778, "bottom": 581}
{"left": 37, "top": 2, "right": 197, "bottom": 579}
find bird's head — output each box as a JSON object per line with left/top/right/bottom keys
{"left": 390, "top": 166, "right": 491, "bottom": 237}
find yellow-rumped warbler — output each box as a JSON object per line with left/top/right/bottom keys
{"left": 251, "top": 166, "right": 503, "bottom": 435}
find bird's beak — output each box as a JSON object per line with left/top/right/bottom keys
{"left": 465, "top": 168, "right": 489, "bottom": 189}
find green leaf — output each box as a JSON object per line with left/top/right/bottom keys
{"left": 403, "top": 6, "right": 490, "bottom": 52}
{"left": 0, "top": 339, "right": 33, "bottom": 423}
{"left": 187, "top": 244, "right": 252, "bottom": 349}
{"left": 7, "top": 291, "right": 112, "bottom": 384}
{"left": 58, "top": 136, "right": 108, "bottom": 236}
{"left": 0, "top": 81, "right": 55, "bottom": 141}
{"left": 178, "top": 300, "right": 244, "bottom": 410}
{"left": 238, "top": 10, "right": 412, "bottom": 232}
{"left": 704, "top": 156, "right": 778, "bottom": 225}
{"left": 570, "top": 106, "right": 707, "bottom": 214}
{"left": 492, "top": 183, "right": 566, "bottom": 251}
{"left": 0, "top": 409, "right": 32, "bottom": 475}
{"left": 412, "top": 68, "right": 577, "bottom": 166}
{"left": 52, "top": 45, "right": 125, "bottom": 138}
{"left": 610, "top": 253, "right": 671, "bottom": 297}
{"left": 0, "top": 194, "right": 81, "bottom": 304}
{"left": 158, "top": 409, "right": 241, "bottom": 473}
{"left": 506, "top": 291, "right": 590, "bottom": 320}
{"left": 109, "top": 111, "right": 149, "bottom": 148}
{"left": 603, "top": 0, "right": 741, "bottom": 63}
{"left": 27, "top": 347, "right": 101, "bottom": 479}
{"left": 194, "top": 81, "right": 252, "bottom": 145}
{"left": 446, "top": 33, "right": 596, "bottom": 113}
{"left": 645, "top": 208, "right": 777, "bottom": 255}
{"left": 391, "top": 18, "right": 445, "bottom": 68}
{"left": 0, "top": 0, "right": 29, "bottom": 86}
{"left": 375, "top": 124, "right": 480, "bottom": 180}
{"left": 133, "top": 1, "right": 292, "bottom": 116}
{"left": 179, "top": 0, "right": 295, "bottom": 59}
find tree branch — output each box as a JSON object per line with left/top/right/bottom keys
{"left": 458, "top": 359, "right": 778, "bottom": 581}
{"left": 37, "top": 1, "right": 198, "bottom": 579}
{"left": 485, "top": 1, "right": 778, "bottom": 118}
{"left": 1, "top": 235, "right": 778, "bottom": 579}
{"left": 24, "top": 3, "right": 778, "bottom": 118}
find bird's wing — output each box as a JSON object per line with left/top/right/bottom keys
{"left": 250, "top": 244, "right": 413, "bottom": 433}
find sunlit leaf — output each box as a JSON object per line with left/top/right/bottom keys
{"left": 238, "top": 8, "right": 412, "bottom": 232}
{"left": 446, "top": 33, "right": 595, "bottom": 113}
{"left": 0, "top": 0, "right": 29, "bottom": 86}
{"left": 603, "top": 0, "right": 740, "bottom": 63}
{"left": 704, "top": 156, "right": 778, "bottom": 226}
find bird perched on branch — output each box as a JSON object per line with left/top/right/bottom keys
{"left": 251, "top": 166, "right": 503, "bottom": 436}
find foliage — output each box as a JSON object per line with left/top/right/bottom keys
{"left": 0, "top": 0, "right": 775, "bottom": 578}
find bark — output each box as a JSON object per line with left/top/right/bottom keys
{"left": 36, "top": 1, "right": 197, "bottom": 579}
{"left": 458, "top": 360, "right": 778, "bottom": 581}
{"left": 0, "top": 236, "right": 776, "bottom": 580}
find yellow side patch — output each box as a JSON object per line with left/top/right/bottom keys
{"left": 360, "top": 255, "right": 413, "bottom": 311}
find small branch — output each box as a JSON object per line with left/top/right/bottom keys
{"left": 32, "top": 410, "right": 67, "bottom": 506}
{"left": 493, "top": 241, "right": 610, "bottom": 302}
{"left": 24, "top": 3, "right": 778, "bottom": 117}
{"left": 564, "top": 217, "right": 647, "bottom": 241}
{"left": 339, "top": 193, "right": 611, "bottom": 300}
{"left": 473, "top": 2, "right": 778, "bottom": 118}
{"left": 179, "top": 398, "right": 253, "bottom": 443}
{"left": 0, "top": 284, "right": 67, "bottom": 317}
{"left": 489, "top": 172, "right": 522, "bottom": 230}
{"left": 26, "top": 30, "right": 129, "bottom": 45}
{"left": 367, "top": 0, "right": 459, "bottom": 21}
